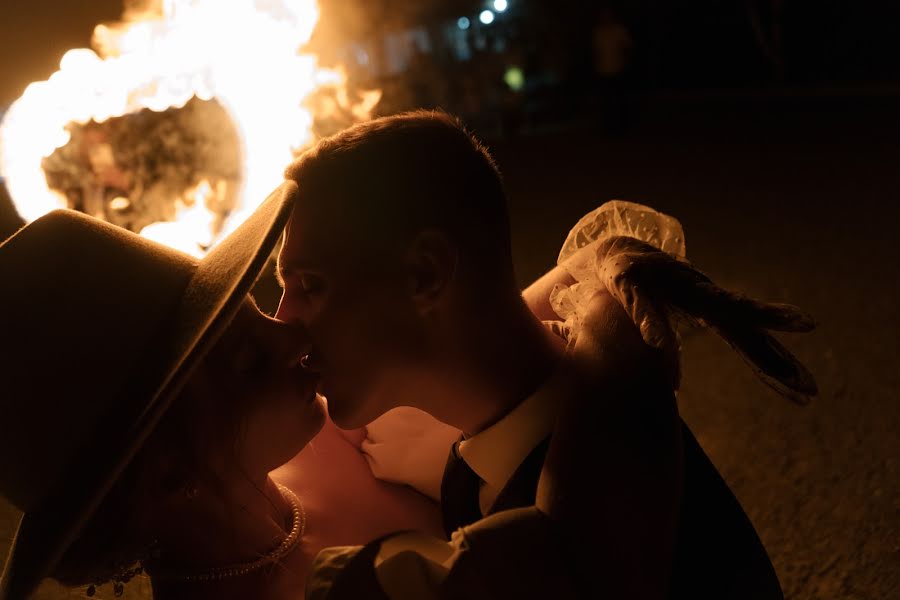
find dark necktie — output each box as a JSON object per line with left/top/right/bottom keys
{"left": 440, "top": 437, "right": 483, "bottom": 538}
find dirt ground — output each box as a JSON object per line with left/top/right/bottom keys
{"left": 1, "top": 90, "right": 898, "bottom": 598}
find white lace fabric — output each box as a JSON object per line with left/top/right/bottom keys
{"left": 549, "top": 200, "right": 686, "bottom": 342}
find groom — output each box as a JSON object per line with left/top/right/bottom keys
{"left": 276, "top": 110, "right": 783, "bottom": 599}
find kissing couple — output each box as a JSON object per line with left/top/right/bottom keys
{"left": 0, "top": 111, "right": 817, "bottom": 600}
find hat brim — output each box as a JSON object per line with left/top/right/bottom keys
{"left": 1, "top": 180, "right": 299, "bottom": 599}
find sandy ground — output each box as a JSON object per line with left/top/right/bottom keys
{"left": 1, "top": 91, "right": 898, "bottom": 598}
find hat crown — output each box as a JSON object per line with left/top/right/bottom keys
{"left": 0, "top": 211, "right": 197, "bottom": 512}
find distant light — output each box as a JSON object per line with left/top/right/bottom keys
{"left": 479, "top": 9, "right": 495, "bottom": 24}
{"left": 457, "top": 16, "right": 471, "bottom": 30}
{"left": 109, "top": 197, "right": 131, "bottom": 211}
{"left": 493, "top": 0, "right": 508, "bottom": 12}
{"left": 504, "top": 66, "right": 525, "bottom": 91}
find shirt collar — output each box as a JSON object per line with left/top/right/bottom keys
{"left": 457, "top": 359, "right": 569, "bottom": 492}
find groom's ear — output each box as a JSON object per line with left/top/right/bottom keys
{"left": 405, "top": 229, "right": 458, "bottom": 313}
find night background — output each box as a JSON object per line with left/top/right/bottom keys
{"left": 1, "top": 1, "right": 898, "bottom": 598}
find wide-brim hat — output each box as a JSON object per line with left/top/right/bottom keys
{"left": 0, "top": 181, "right": 299, "bottom": 599}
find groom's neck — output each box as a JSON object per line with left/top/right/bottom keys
{"left": 428, "top": 294, "right": 566, "bottom": 437}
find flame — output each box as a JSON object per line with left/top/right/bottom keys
{"left": 0, "top": 0, "right": 378, "bottom": 255}
{"left": 140, "top": 178, "right": 216, "bottom": 257}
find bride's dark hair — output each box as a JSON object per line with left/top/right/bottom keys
{"left": 50, "top": 363, "right": 247, "bottom": 590}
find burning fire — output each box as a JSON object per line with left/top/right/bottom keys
{"left": 0, "top": 0, "right": 379, "bottom": 257}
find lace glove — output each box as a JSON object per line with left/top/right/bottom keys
{"left": 551, "top": 201, "right": 817, "bottom": 403}
{"left": 361, "top": 408, "right": 461, "bottom": 501}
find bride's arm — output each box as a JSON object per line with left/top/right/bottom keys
{"left": 522, "top": 264, "right": 574, "bottom": 322}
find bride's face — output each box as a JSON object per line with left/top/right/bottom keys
{"left": 186, "top": 298, "right": 326, "bottom": 476}
{"left": 51, "top": 299, "right": 324, "bottom": 585}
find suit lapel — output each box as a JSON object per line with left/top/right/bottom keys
{"left": 488, "top": 436, "right": 552, "bottom": 515}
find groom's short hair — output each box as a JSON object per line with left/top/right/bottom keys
{"left": 284, "top": 110, "right": 513, "bottom": 280}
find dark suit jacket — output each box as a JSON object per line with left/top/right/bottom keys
{"left": 473, "top": 420, "right": 783, "bottom": 600}
{"left": 668, "top": 422, "right": 783, "bottom": 600}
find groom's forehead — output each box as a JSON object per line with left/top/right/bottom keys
{"left": 279, "top": 210, "right": 331, "bottom": 266}
{"left": 279, "top": 198, "right": 359, "bottom": 270}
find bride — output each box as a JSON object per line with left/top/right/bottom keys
{"left": 0, "top": 182, "right": 449, "bottom": 600}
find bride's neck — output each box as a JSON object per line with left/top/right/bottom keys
{"left": 149, "top": 475, "right": 304, "bottom": 600}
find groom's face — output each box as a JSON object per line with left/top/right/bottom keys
{"left": 275, "top": 195, "right": 426, "bottom": 429}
